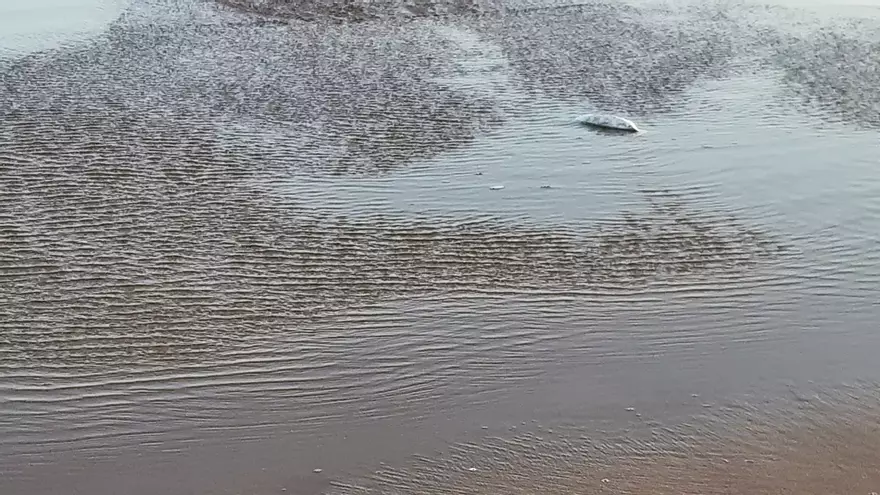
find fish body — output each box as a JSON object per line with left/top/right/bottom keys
{"left": 575, "top": 114, "right": 640, "bottom": 132}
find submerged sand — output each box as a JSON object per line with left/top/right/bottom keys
{"left": 330, "top": 391, "right": 880, "bottom": 495}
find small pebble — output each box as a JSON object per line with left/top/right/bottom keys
{"left": 601, "top": 478, "right": 610, "bottom": 483}
{"left": 626, "top": 407, "right": 635, "bottom": 412}
{"left": 313, "top": 468, "right": 323, "bottom": 474}
{"left": 489, "top": 185, "right": 505, "bottom": 190}
{"left": 691, "top": 394, "right": 700, "bottom": 398}
{"left": 540, "top": 185, "right": 552, "bottom": 189}
{"left": 281, "top": 489, "right": 287, "bottom": 492}
{"left": 468, "top": 467, "right": 478, "bottom": 472}
{"left": 481, "top": 425, "right": 488, "bottom": 430}
{"left": 475, "top": 172, "right": 483, "bottom": 175}
{"left": 702, "top": 404, "right": 712, "bottom": 408}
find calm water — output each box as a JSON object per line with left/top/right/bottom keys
{"left": 1, "top": 0, "right": 880, "bottom": 493}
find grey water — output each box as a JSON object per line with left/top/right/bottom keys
{"left": 1, "top": 0, "right": 880, "bottom": 493}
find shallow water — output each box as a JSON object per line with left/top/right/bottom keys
{"left": 1, "top": 0, "right": 880, "bottom": 493}
{"left": 0, "top": 0, "right": 127, "bottom": 56}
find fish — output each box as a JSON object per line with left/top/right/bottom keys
{"left": 575, "top": 114, "right": 641, "bottom": 132}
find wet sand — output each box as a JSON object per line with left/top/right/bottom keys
{"left": 333, "top": 390, "right": 880, "bottom": 495}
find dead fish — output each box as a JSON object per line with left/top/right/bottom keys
{"left": 575, "top": 113, "right": 640, "bottom": 132}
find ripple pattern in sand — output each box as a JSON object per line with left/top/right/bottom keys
{"left": 328, "top": 388, "right": 880, "bottom": 495}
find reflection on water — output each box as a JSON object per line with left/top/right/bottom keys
{"left": 2, "top": 0, "right": 880, "bottom": 493}
{"left": 0, "top": 0, "right": 126, "bottom": 56}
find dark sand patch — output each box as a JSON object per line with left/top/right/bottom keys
{"left": 0, "top": 10, "right": 501, "bottom": 177}
{"left": 0, "top": 184, "right": 782, "bottom": 366}
{"left": 473, "top": 1, "right": 740, "bottom": 115}
{"left": 693, "top": 0, "right": 880, "bottom": 128}
{"left": 210, "top": 0, "right": 751, "bottom": 119}
{"left": 775, "top": 28, "right": 880, "bottom": 128}
{"left": 215, "top": 0, "right": 500, "bottom": 23}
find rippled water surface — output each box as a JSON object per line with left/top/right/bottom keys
{"left": 2, "top": 0, "right": 880, "bottom": 493}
